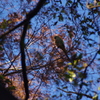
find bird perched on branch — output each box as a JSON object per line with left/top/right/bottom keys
{"left": 54, "top": 36, "right": 71, "bottom": 62}
{"left": 54, "top": 36, "right": 66, "bottom": 52}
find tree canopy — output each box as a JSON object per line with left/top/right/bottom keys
{"left": 0, "top": 0, "right": 100, "bottom": 100}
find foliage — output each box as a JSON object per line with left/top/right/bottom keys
{"left": 0, "top": 0, "right": 100, "bottom": 100}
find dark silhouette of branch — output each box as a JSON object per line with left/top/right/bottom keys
{"left": 20, "top": 21, "right": 29, "bottom": 100}
{"left": 2, "top": 45, "right": 17, "bottom": 75}
{"left": 5, "top": 57, "right": 64, "bottom": 76}
{"left": 58, "top": 88, "right": 92, "bottom": 99}
{"left": 20, "top": 0, "right": 46, "bottom": 100}
{"left": 33, "top": 80, "right": 42, "bottom": 99}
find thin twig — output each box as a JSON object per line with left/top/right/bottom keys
{"left": 58, "top": 88, "right": 92, "bottom": 99}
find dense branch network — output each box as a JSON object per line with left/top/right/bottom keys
{"left": 0, "top": 0, "right": 46, "bottom": 100}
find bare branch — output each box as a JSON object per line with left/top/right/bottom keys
{"left": 58, "top": 88, "right": 92, "bottom": 99}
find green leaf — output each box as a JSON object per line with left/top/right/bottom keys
{"left": 0, "top": 75, "right": 5, "bottom": 80}
{"left": 5, "top": 79, "right": 11, "bottom": 84}
{"left": 98, "top": 87, "right": 100, "bottom": 90}
{"left": 56, "top": 8, "right": 59, "bottom": 11}
{"left": 92, "top": 94, "right": 98, "bottom": 100}
{"left": 0, "top": 19, "right": 7, "bottom": 29}
{"left": 0, "top": 45, "right": 3, "bottom": 51}
{"left": 89, "top": 3, "right": 94, "bottom": 6}
{"left": 78, "top": 72, "right": 87, "bottom": 78}
{"left": 63, "top": 86, "right": 68, "bottom": 89}
{"left": 69, "top": 78, "right": 74, "bottom": 82}
{"left": 73, "top": 60, "right": 77, "bottom": 65}
{"left": 97, "top": 2, "right": 100, "bottom": 5}
{"left": 67, "top": 71, "right": 76, "bottom": 78}
{"left": 7, "top": 86, "right": 16, "bottom": 90}
{"left": 64, "top": 74, "right": 72, "bottom": 79}
{"left": 59, "top": 14, "right": 63, "bottom": 21}
{"left": 61, "top": 9, "right": 65, "bottom": 13}
{"left": 60, "top": 93, "right": 62, "bottom": 97}
{"left": 77, "top": 53, "right": 83, "bottom": 59}
{"left": 7, "top": 20, "right": 12, "bottom": 24}
{"left": 64, "top": 71, "right": 76, "bottom": 82}
{"left": 67, "top": 0, "right": 72, "bottom": 4}
{"left": 97, "top": 50, "right": 100, "bottom": 54}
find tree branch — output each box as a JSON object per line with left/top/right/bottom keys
{"left": 0, "top": 0, "right": 46, "bottom": 42}
{"left": 20, "top": 21, "right": 29, "bottom": 100}
{"left": 19, "top": 0, "right": 46, "bottom": 100}
{"left": 58, "top": 88, "right": 92, "bottom": 99}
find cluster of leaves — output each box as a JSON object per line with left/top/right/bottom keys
{"left": 0, "top": 75, "right": 15, "bottom": 91}
{"left": 0, "top": 0, "right": 100, "bottom": 100}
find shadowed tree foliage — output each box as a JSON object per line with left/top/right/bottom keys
{"left": 0, "top": 0, "right": 100, "bottom": 100}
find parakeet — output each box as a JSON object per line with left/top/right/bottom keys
{"left": 54, "top": 36, "right": 71, "bottom": 62}
{"left": 54, "top": 36, "right": 65, "bottom": 51}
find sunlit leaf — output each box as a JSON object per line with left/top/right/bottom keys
{"left": 83, "top": 63, "right": 88, "bottom": 67}
{"left": 92, "top": 94, "right": 98, "bottom": 100}
{"left": 98, "top": 87, "right": 100, "bottom": 90}
{"left": 69, "top": 78, "right": 73, "bottom": 82}
{"left": 67, "top": 71, "right": 76, "bottom": 78}
{"left": 73, "top": 60, "right": 77, "bottom": 65}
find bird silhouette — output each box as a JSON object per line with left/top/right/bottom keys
{"left": 54, "top": 36, "right": 71, "bottom": 62}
